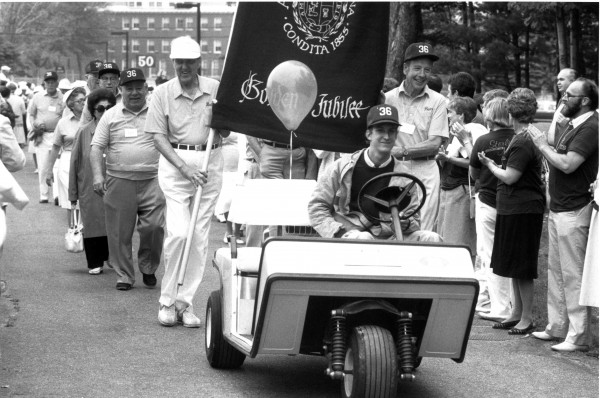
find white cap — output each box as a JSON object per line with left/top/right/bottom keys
{"left": 1, "top": 65, "right": 10, "bottom": 71}
{"left": 58, "top": 78, "right": 71, "bottom": 90}
{"left": 170, "top": 36, "right": 201, "bottom": 60}
{"left": 71, "top": 80, "right": 87, "bottom": 89}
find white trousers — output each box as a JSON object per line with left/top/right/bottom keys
{"left": 475, "top": 197, "right": 512, "bottom": 318}
{"left": 396, "top": 159, "right": 439, "bottom": 232}
{"left": 34, "top": 133, "right": 53, "bottom": 201}
{"left": 546, "top": 206, "right": 592, "bottom": 345}
{"left": 158, "top": 148, "right": 223, "bottom": 310}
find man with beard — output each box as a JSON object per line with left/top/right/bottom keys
{"left": 90, "top": 68, "right": 165, "bottom": 291}
{"left": 385, "top": 43, "right": 449, "bottom": 231}
{"left": 528, "top": 77, "right": 599, "bottom": 352}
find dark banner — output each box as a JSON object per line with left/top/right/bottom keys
{"left": 211, "top": 2, "right": 390, "bottom": 153}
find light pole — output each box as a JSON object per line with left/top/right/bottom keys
{"left": 174, "top": 2, "right": 201, "bottom": 43}
{"left": 111, "top": 31, "right": 130, "bottom": 67}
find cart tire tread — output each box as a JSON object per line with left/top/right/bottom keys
{"left": 205, "top": 290, "right": 246, "bottom": 369}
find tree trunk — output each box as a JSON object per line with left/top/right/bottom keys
{"left": 556, "top": 4, "right": 569, "bottom": 69}
{"left": 524, "top": 25, "right": 530, "bottom": 88}
{"left": 386, "top": 2, "right": 423, "bottom": 82}
{"left": 512, "top": 33, "right": 521, "bottom": 88}
{"left": 570, "top": 8, "right": 581, "bottom": 73}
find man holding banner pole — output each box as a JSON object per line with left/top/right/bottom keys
{"left": 145, "top": 36, "right": 227, "bottom": 328}
{"left": 385, "top": 43, "right": 449, "bottom": 232}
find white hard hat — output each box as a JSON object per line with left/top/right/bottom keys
{"left": 58, "top": 78, "right": 71, "bottom": 90}
{"left": 1, "top": 65, "right": 10, "bottom": 71}
{"left": 170, "top": 36, "right": 201, "bottom": 60}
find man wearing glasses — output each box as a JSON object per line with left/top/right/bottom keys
{"left": 547, "top": 68, "right": 577, "bottom": 146}
{"left": 80, "top": 62, "right": 122, "bottom": 128}
{"left": 528, "top": 78, "right": 599, "bottom": 352}
{"left": 90, "top": 68, "right": 165, "bottom": 292}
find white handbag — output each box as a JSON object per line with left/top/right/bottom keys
{"left": 65, "top": 209, "right": 84, "bottom": 253}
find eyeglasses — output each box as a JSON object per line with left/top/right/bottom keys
{"left": 564, "top": 92, "right": 586, "bottom": 99}
{"left": 94, "top": 104, "right": 113, "bottom": 113}
{"left": 73, "top": 98, "right": 86, "bottom": 104}
{"left": 100, "top": 77, "right": 119, "bottom": 82}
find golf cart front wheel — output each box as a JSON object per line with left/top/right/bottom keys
{"left": 205, "top": 290, "right": 246, "bottom": 369}
{"left": 341, "top": 325, "right": 398, "bottom": 398}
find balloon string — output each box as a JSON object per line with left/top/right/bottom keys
{"left": 289, "top": 130, "right": 294, "bottom": 180}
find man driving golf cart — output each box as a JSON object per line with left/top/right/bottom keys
{"left": 308, "top": 104, "right": 442, "bottom": 242}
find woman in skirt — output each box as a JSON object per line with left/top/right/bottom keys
{"left": 478, "top": 88, "right": 545, "bottom": 334}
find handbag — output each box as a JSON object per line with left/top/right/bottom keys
{"left": 65, "top": 209, "right": 84, "bottom": 253}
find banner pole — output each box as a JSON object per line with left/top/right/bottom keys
{"left": 177, "top": 129, "right": 216, "bottom": 286}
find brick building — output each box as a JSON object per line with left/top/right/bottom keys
{"left": 100, "top": 2, "right": 234, "bottom": 83}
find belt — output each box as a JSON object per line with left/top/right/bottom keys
{"left": 399, "top": 155, "right": 436, "bottom": 161}
{"left": 262, "top": 140, "right": 298, "bottom": 150}
{"left": 171, "top": 142, "right": 220, "bottom": 151}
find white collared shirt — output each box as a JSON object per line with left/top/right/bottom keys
{"left": 364, "top": 148, "right": 392, "bottom": 168}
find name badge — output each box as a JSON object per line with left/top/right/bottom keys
{"left": 124, "top": 128, "right": 138, "bottom": 138}
{"left": 48, "top": 106, "right": 57, "bottom": 112}
{"left": 399, "top": 123, "right": 416, "bottom": 135}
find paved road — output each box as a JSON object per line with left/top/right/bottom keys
{"left": 1, "top": 150, "right": 598, "bottom": 398}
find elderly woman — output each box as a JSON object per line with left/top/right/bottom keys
{"left": 68, "top": 89, "right": 117, "bottom": 275}
{"left": 44, "top": 87, "right": 86, "bottom": 222}
{"left": 478, "top": 88, "right": 545, "bottom": 334}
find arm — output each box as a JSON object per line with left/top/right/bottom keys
{"left": 528, "top": 124, "right": 586, "bottom": 174}
{"left": 90, "top": 145, "right": 107, "bottom": 196}
{"left": 0, "top": 116, "right": 26, "bottom": 171}
{"left": 152, "top": 133, "right": 207, "bottom": 187}
{"left": 44, "top": 144, "right": 61, "bottom": 186}
{"left": 307, "top": 163, "right": 346, "bottom": 238}
{"left": 246, "top": 135, "right": 262, "bottom": 161}
{"left": 68, "top": 128, "right": 83, "bottom": 203}
{"left": 478, "top": 152, "right": 523, "bottom": 185}
{"left": 469, "top": 166, "right": 481, "bottom": 181}
{"left": 392, "top": 135, "right": 443, "bottom": 159}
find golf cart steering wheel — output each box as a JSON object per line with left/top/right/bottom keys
{"left": 357, "top": 172, "right": 426, "bottom": 223}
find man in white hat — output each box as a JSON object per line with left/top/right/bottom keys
{"left": 145, "top": 36, "right": 229, "bottom": 327}
{"left": 0, "top": 65, "right": 11, "bottom": 83}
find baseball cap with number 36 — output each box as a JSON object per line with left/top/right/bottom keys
{"left": 404, "top": 42, "right": 439, "bottom": 63}
{"left": 119, "top": 68, "right": 146, "bottom": 85}
{"left": 366, "top": 105, "right": 401, "bottom": 128}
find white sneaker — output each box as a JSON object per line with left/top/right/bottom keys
{"left": 178, "top": 307, "right": 201, "bottom": 328}
{"left": 531, "top": 331, "right": 554, "bottom": 341}
{"left": 158, "top": 305, "right": 176, "bottom": 326}
{"left": 551, "top": 342, "right": 589, "bottom": 352}
{"left": 88, "top": 267, "right": 103, "bottom": 275}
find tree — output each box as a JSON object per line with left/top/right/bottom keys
{"left": 386, "top": 3, "right": 423, "bottom": 82}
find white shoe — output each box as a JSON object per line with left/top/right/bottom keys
{"left": 158, "top": 305, "right": 176, "bottom": 326}
{"left": 551, "top": 342, "right": 589, "bottom": 352}
{"left": 178, "top": 307, "right": 201, "bottom": 328}
{"left": 88, "top": 267, "right": 103, "bottom": 275}
{"left": 531, "top": 331, "right": 554, "bottom": 341}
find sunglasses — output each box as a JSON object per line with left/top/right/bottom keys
{"left": 94, "top": 104, "right": 113, "bottom": 113}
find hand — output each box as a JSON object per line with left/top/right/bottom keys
{"left": 478, "top": 151, "right": 496, "bottom": 168}
{"left": 451, "top": 122, "right": 471, "bottom": 145}
{"left": 341, "top": 230, "right": 374, "bottom": 240}
{"left": 45, "top": 173, "right": 54, "bottom": 186}
{"left": 71, "top": 202, "right": 77, "bottom": 210}
{"left": 527, "top": 124, "right": 547, "bottom": 148}
{"left": 435, "top": 151, "right": 449, "bottom": 162}
{"left": 92, "top": 176, "right": 107, "bottom": 197}
{"left": 180, "top": 164, "right": 208, "bottom": 188}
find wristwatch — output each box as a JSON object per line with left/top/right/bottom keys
{"left": 402, "top": 147, "right": 409, "bottom": 157}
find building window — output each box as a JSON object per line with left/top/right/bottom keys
{"left": 162, "top": 40, "right": 169, "bottom": 53}
{"left": 132, "top": 17, "right": 140, "bottom": 30}
{"left": 132, "top": 39, "right": 140, "bottom": 53}
{"left": 176, "top": 18, "right": 185, "bottom": 30}
{"left": 200, "top": 40, "right": 208, "bottom": 53}
{"left": 122, "top": 39, "right": 127, "bottom": 53}
{"left": 136, "top": 2, "right": 142, "bottom": 6}
{"left": 158, "top": 59, "right": 167, "bottom": 73}
{"left": 128, "top": 2, "right": 134, "bottom": 6}
{"left": 149, "top": 2, "right": 155, "bottom": 6}
{"left": 213, "top": 40, "right": 222, "bottom": 54}
{"left": 201, "top": 17, "right": 208, "bottom": 31}
{"left": 147, "top": 40, "right": 155, "bottom": 53}
{"left": 147, "top": 17, "right": 155, "bottom": 30}
{"left": 214, "top": 17, "right": 222, "bottom": 31}
{"left": 157, "top": 2, "right": 162, "bottom": 6}
{"left": 121, "top": 59, "right": 127, "bottom": 71}
{"left": 162, "top": 17, "right": 169, "bottom": 30}
{"left": 211, "top": 59, "right": 220, "bottom": 76}
{"left": 185, "top": 17, "right": 194, "bottom": 31}
{"left": 201, "top": 59, "right": 208, "bottom": 75}
{"left": 122, "top": 17, "right": 130, "bottom": 30}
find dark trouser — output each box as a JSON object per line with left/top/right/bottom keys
{"left": 103, "top": 176, "right": 165, "bottom": 285}
{"left": 83, "top": 236, "right": 109, "bottom": 269}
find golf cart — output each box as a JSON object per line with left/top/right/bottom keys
{"left": 205, "top": 175, "right": 478, "bottom": 398}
